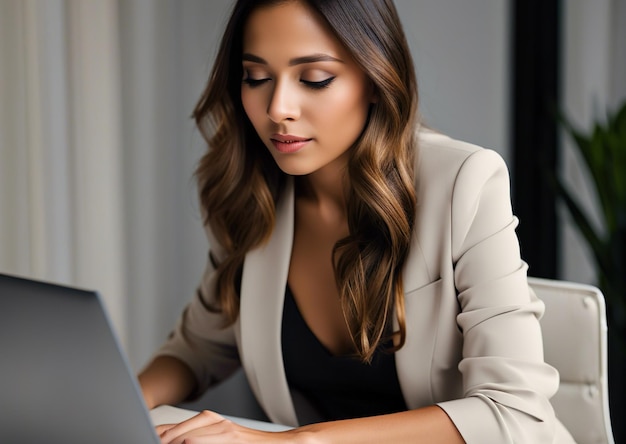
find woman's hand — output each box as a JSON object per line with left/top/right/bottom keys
{"left": 156, "top": 406, "right": 464, "bottom": 444}
{"left": 157, "top": 410, "right": 308, "bottom": 444}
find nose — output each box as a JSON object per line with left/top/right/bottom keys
{"left": 267, "top": 79, "right": 300, "bottom": 123}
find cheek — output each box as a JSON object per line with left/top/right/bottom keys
{"left": 241, "top": 90, "right": 264, "bottom": 126}
{"left": 317, "top": 85, "right": 370, "bottom": 131}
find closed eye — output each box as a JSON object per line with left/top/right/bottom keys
{"left": 242, "top": 77, "right": 270, "bottom": 87}
{"left": 301, "top": 77, "right": 335, "bottom": 90}
{"left": 242, "top": 76, "right": 336, "bottom": 90}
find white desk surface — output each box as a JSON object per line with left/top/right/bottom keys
{"left": 150, "top": 405, "right": 292, "bottom": 432}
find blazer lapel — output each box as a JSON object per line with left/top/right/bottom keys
{"left": 238, "top": 178, "right": 299, "bottom": 426}
{"left": 394, "top": 237, "right": 442, "bottom": 409}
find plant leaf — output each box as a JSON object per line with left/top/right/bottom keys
{"left": 552, "top": 176, "right": 612, "bottom": 278}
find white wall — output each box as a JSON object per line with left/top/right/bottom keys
{"left": 396, "top": 0, "right": 511, "bottom": 162}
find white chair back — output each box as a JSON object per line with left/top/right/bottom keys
{"left": 529, "top": 277, "right": 615, "bottom": 444}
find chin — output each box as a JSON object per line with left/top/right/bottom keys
{"left": 269, "top": 155, "right": 313, "bottom": 176}
{"left": 273, "top": 163, "right": 313, "bottom": 176}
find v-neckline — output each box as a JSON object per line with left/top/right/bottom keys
{"left": 285, "top": 285, "right": 357, "bottom": 359}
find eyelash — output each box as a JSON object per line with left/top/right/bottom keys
{"left": 242, "top": 78, "right": 269, "bottom": 87}
{"left": 302, "top": 77, "right": 335, "bottom": 90}
{"left": 242, "top": 77, "right": 336, "bottom": 90}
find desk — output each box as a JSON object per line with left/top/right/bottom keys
{"left": 150, "top": 405, "right": 293, "bottom": 432}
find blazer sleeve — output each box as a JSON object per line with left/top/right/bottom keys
{"left": 436, "top": 149, "right": 561, "bottom": 443}
{"left": 152, "top": 225, "right": 241, "bottom": 399}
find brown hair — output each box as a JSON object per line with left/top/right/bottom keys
{"left": 193, "top": 0, "right": 418, "bottom": 362}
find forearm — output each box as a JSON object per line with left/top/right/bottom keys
{"left": 138, "top": 355, "right": 197, "bottom": 409}
{"left": 293, "top": 405, "right": 464, "bottom": 444}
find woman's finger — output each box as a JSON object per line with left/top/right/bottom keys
{"left": 158, "top": 410, "right": 227, "bottom": 443}
{"left": 155, "top": 423, "right": 177, "bottom": 436}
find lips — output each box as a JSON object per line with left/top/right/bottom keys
{"left": 270, "top": 134, "right": 312, "bottom": 153}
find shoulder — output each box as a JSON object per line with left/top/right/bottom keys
{"left": 417, "top": 128, "right": 507, "bottom": 176}
{"left": 418, "top": 128, "right": 482, "bottom": 157}
{"left": 414, "top": 128, "right": 510, "bottom": 195}
{"left": 412, "top": 128, "right": 514, "bottom": 252}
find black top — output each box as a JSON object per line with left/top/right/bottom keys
{"left": 281, "top": 286, "right": 408, "bottom": 422}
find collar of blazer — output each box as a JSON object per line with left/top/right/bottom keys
{"left": 238, "top": 178, "right": 299, "bottom": 425}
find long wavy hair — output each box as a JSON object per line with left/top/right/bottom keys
{"left": 194, "top": 0, "right": 418, "bottom": 362}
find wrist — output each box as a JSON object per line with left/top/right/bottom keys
{"left": 289, "top": 426, "right": 325, "bottom": 444}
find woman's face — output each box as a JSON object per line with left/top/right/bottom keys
{"left": 241, "top": 0, "right": 374, "bottom": 177}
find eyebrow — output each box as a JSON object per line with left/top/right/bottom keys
{"left": 242, "top": 53, "right": 344, "bottom": 66}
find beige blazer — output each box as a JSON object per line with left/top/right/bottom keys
{"left": 157, "top": 130, "right": 575, "bottom": 443}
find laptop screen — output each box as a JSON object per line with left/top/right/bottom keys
{"left": 0, "top": 273, "right": 160, "bottom": 443}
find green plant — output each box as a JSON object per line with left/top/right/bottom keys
{"left": 554, "top": 101, "right": 626, "bottom": 342}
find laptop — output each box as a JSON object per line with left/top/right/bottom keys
{"left": 0, "top": 272, "right": 161, "bottom": 443}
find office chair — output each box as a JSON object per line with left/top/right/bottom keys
{"left": 530, "top": 277, "right": 615, "bottom": 444}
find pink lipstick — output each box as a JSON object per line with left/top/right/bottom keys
{"left": 270, "top": 134, "right": 312, "bottom": 153}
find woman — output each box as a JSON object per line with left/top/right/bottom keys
{"left": 139, "top": 1, "right": 575, "bottom": 442}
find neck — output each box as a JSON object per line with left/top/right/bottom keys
{"left": 295, "top": 155, "right": 349, "bottom": 223}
